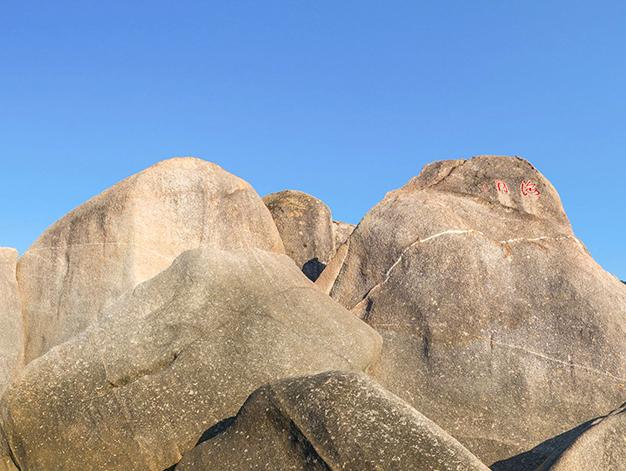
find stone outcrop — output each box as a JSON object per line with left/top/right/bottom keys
{"left": 263, "top": 190, "right": 334, "bottom": 281}
{"left": 0, "top": 248, "right": 22, "bottom": 393}
{"left": 175, "top": 371, "right": 490, "bottom": 471}
{"left": 533, "top": 403, "right": 626, "bottom": 471}
{"left": 332, "top": 220, "right": 355, "bottom": 248}
{"left": 17, "top": 157, "right": 284, "bottom": 363}
{"left": 323, "top": 156, "right": 626, "bottom": 467}
{"left": 0, "top": 248, "right": 381, "bottom": 471}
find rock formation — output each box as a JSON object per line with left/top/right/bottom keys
{"left": 332, "top": 220, "right": 355, "bottom": 248}
{"left": 0, "top": 248, "right": 22, "bottom": 393}
{"left": 322, "top": 156, "right": 626, "bottom": 467}
{"left": 0, "top": 248, "right": 381, "bottom": 471}
{"left": 263, "top": 190, "right": 335, "bottom": 281}
{"left": 1, "top": 155, "right": 623, "bottom": 470}
{"left": 175, "top": 371, "right": 490, "bottom": 471}
{"left": 17, "top": 157, "right": 284, "bottom": 363}
{"left": 534, "top": 403, "right": 625, "bottom": 471}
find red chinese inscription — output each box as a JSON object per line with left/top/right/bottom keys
{"left": 520, "top": 180, "right": 541, "bottom": 197}
{"left": 495, "top": 180, "right": 509, "bottom": 193}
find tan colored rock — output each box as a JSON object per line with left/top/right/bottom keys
{"left": 175, "top": 370, "right": 490, "bottom": 471}
{"left": 0, "top": 248, "right": 22, "bottom": 393}
{"left": 324, "top": 156, "right": 626, "bottom": 467}
{"left": 315, "top": 239, "right": 350, "bottom": 295}
{"left": 332, "top": 220, "right": 355, "bottom": 248}
{"left": 0, "top": 248, "right": 381, "bottom": 471}
{"left": 263, "top": 190, "right": 334, "bottom": 281}
{"left": 18, "top": 157, "right": 284, "bottom": 363}
{"left": 533, "top": 403, "right": 625, "bottom": 471}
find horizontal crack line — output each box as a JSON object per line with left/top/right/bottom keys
{"left": 490, "top": 338, "right": 626, "bottom": 383}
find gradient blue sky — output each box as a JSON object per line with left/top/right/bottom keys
{"left": 1, "top": 1, "right": 625, "bottom": 278}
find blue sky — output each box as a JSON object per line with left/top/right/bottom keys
{"left": 1, "top": 1, "right": 624, "bottom": 279}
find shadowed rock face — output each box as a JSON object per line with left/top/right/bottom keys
{"left": 322, "top": 156, "right": 626, "bottom": 467}
{"left": 17, "top": 157, "right": 284, "bottom": 363}
{"left": 0, "top": 248, "right": 381, "bottom": 471}
{"left": 491, "top": 403, "right": 626, "bottom": 471}
{"left": 175, "top": 371, "right": 490, "bottom": 471}
{"left": 534, "top": 403, "right": 625, "bottom": 471}
{"left": 0, "top": 249, "right": 22, "bottom": 393}
{"left": 263, "top": 190, "right": 334, "bottom": 281}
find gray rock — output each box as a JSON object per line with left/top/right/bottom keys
{"left": 0, "top": 248, "right": 22, "bottom": 393}
{"left": 0, "top": 248, "right": 381, "bottom": 471}
{"left": 533, "top": 403, "right": 626, "bottom": 471}
{"left": 18, "top": 157, "right": 284, "bottom": 363}
{"left": 263, "top": 190, "right": 334, "bottom": 281}
{"left": 175, "top": 370, "right": 490, "bottom": 471}
{"left": 323, "top": 156, "right": 626, "bottom": 467}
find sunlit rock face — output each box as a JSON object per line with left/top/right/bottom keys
{"left": 17, "top": 157, "right": 285, "bottom": 363}
{"left": 323, "top": 155, "right": 626, "bottom": 468}
{"left": 0, "top": 248, "right": 381, "bottom": 471}
{"left": 263, "top": 190, "right": 335, "bottom": 281}
{"left": 332, "top": 219, "right": 355, "bottom": 248}
{"left": 0, "top": 248, "right": 23, "bottom": 394}
{"left": 175, "top": 371, "right": 490, "bottom": 471}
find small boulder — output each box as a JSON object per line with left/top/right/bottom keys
{"left": 175, "top": 371, "right": 490, "bottom": 471}
{"left": 263, "top": 190, "right": 334, "bottom": 281}
{"left": 534, "top": 403, "right": 626, "bottom": 471}
{"left": 332, "top": 220, "right": 355, "bottom": 248}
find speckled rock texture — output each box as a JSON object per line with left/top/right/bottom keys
{"left": 534, "top": 403, "right": 626, "bottom": 471}
{"left": 175, "top": 371, "right": 490, "bottom": 471}
{"left": 0, "top": 248, "right": 381, "bottom": 471}
{"left": 263, "top": 190, "right": 334, "bottom": 281}
{"left": 18, "top": 157, "right": 284, "bottom": 364}
{"left": 0, "top": 248, "right": 22, "bottom": 393}
{"left": 323, "top": 156, "right": 626, "bottom": 468}
{"left": 332, "top": 220, "right": 355, "bottom": 248}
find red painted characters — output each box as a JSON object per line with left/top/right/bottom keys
{"left": 495, "top": 180, "right": 509, "bottom": 193}
{"left": 494, "top": 179, "right": 541, "bottom": 197}
{"left": 520, "top": 180, "right": 541, "bottom": 197}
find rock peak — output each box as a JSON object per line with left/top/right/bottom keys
{"left": 17, "top": 158, "right": 284, "bottom": 363}
{"left": 402, "top": 155, "right": 570, "bottom": 229}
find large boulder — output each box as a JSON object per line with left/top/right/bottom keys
{"left": 175, "top": 370, "right": 490, "bottom": 471}
{"left": 323, "top": 156, "right": 626, "bottom": 467}
{"left": 534, "top": 403, "right": 625, "bottom": 471}
{"left": 17, "top": 157, "right": 284, "bottom": 363}
{"left": 263, "top": 190, "right": 334, "bottom": 281}
{"left": 0, "top": 248, "right": 22, "bottom": 393}
{"left": 0, "top": 248, "right": 381, "bottom": 471}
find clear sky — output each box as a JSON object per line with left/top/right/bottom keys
{"left": 1, "top": 1, "right": 624, "bottom": 279}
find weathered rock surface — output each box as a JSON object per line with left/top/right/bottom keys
{"left": 332, "top": 220, "right": 355, "bottom": 248}
{"left": 315, "top": 240, "right": 350, "bottom": 295}
{"left": 324, "top": 156, "right": 626, "bottom": 467}
{"left": 18, "top": 157, "right": 284, "bottom": 363}
{"left": 175, "top": 370, "right": 490, "bottom": 471}
{"left": 0, "top": 248, "right": 381, "bottom": 471}
{"left": 0, "top": 248, "right": 22, "bottom": 393}
{"left": 533, "top": 403, "right": 626, "bottom": 471}
{"left": 263, "top": 190, "right": 334, "bottom": 281}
